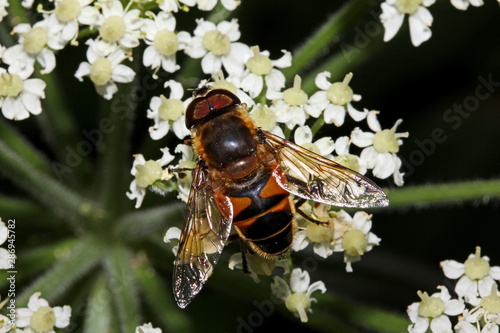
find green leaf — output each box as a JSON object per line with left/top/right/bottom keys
{"left": 105, "top": 245, "right": 141, "bottom": 333}
{"left": 16, "top": 237, "right": 104, "bottom": 306}
{"left": 134, "top": 259, "right": 191, "bottom": 332}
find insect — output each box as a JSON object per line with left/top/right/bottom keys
{"left": 172, "top": 87, "right": 389, "bottom": 308}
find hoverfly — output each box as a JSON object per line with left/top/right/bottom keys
{"left": 172, "top": 87, "right": 389, "bottom": 308}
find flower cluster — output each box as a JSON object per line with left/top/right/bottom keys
{"left": 0, "top": 0, "right": 241, "bottom": 120}
{"left": 380, "top": 0, "right": 488, "bottom": 47}
{"left": 0, "top": 292, "right": 71, "bottom": 333}
{"left": 408, "top": 247, "right": 500, "bottom": 332}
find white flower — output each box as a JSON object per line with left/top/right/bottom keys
{"left": 0, "top": 0, "right": 9, "bottom": 22}
{"left": 21, "top": 0, "right": 34, "bottom": 9}
{"left": 95, "top": 0, "right": 142, "bottom": 49}
{"left": 333, "top": 210, "right": 380, "bottom": 272}
{"left": 380, "top": 0, "right": 435, "bottom": 47}
{"left": 0, "top": 68, "right": 46, "bottom": 121}
{"left": 0, "top": 219, "right": 11, "bottom": 269}
{"left": 450, "top": 0, "right": 483, "bottom": 10}
{"left": 249, "top": 103, "right": 284, "bottom": 138}
{"left": 332, "top": 136, "right": 367, "bottom": 175}
{"left": 308, "top": 72, "right": 366, "bottom": 126}
{"left": 292, "top": 203, "right": 338, "bottom": 258}
{"left": 240, "top": 46, "right": 291, "bottom": 99}
{"left": 126, "top": 148, "right": 175, "bottom": 208}
{"left": 294, "top": 125, "right": 335, "bottom": 159}
{"left": 164, "top": 226, "right": 181, "bottom": 255}
{"left": 3, "top": 21, "right": 58, "bottom": 77}
{"left": 74, "top": 39, "right": 135, "bottom": 100}
{"left": 407, "top": 286, "right": 465, "bottom": 333}
{"left": 0, "top": 314, "right": 13, "bottom": 332}
{"left": 141, "top": 11, "right": 191, "bottom": 76}
{"left": 136, "top": 322, "right": 162, "bottom": 333}
{"left": 185, "top": 18, "right": 251, "bottom": 75}
{"left": 160, "top": 0, "right": 240, "bottom": 12}
{"left": 228, "top": 252, "right": 288, "bottom": 283}
{"left": 292, "top": 207, "right": 380, "bottom": 271}
{"left": 16, "top": 292, "right": 72, "bottom": 333}
{"left": 43, "top": 0, "right": 100, "bottom": 46}
{"left": 351, "top": 111, "right": 408, "bottom": 185}
{"left": 441, "top": 247, "right": 500, "bottom": 307}
{"left": 271, "top": 268, "right": 326, "bottom": 322}
{"left": 272, "top": 75, "right": 308, "bottom": 130}
{"left": 147, "top": 80, "right": 190, "bottom": 140}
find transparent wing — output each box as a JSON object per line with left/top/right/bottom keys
{"left": 173, "top": 160, "right": 232, "bottom": 308}
{"left": 260, "top": 130, "right": 389, "bottom": 208}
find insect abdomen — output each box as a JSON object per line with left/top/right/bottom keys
{"left": 226, "top": 165, "right": 295, "bottom": 258}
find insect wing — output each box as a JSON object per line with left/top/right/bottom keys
{"left": 260, "top": 130, "right": 389, "bottom": 208}
{"left": 173, "top": 160, "right": 232, "bottom": 308}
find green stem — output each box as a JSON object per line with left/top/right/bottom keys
{"left": 311, "top": 293, "right": 409, "bottom": 333}
{"left": 35, "top": 69, "right": 82, "bottom": 172}
{"left": 83, "top": 276, "right": 114, "bottom": 333}
{"left": 16, "top": 237, "right": 104, "bottom": 306}
{"left": 310, "top": 114, "right": 325, "bottom": 137}
{"left": 134, "top": 259, "right": 191, "bottom": 332}
{"left": 282, "top": 0, "right": 373, "bottom": 82}
{"left": 93, "top": 73, "right": 136, "bottom": 217}
{"left": 113, "top": 202, "right": 185, "bottom": 241}
{"left": 105, "top": 245, "right": 141, "bottom": 333}
{"left": 0, "top": 120, "right": 52, "bottom": 173}
{"left": 0, "top": 140, "right": 105, "bottom": 227}
{"left": 301, "top": 32, "right": 384, "bottom": 95}
{"left": 385, "top": 179, "right": 500, "bottom": 209}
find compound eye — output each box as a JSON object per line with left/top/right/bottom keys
{"left": 206, "top": 89, "right": 241, "bottom": 110}
{"left": 185, "top": 97, "right": 209, "bottom": 129}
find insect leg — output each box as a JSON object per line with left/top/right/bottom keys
{"left": 294, "top": 198, "right": 329, "bottom": 226}
{"left": 239, "top": 239, "right": 250, "bottom": 274}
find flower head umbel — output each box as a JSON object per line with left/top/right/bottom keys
{"left": 351, "top": 111, "right": 408, "bottom": 185}
{"left": 3, "top": 20, "right": 59, "bottom": 77}
{"left": 293, "top": 206, "right": 380, "bottom": 272}
{"left": 271, "top": 268, "right": 326, "bottom": 322}
{"left": 95, "top": 0, "right": 142, "bottom": 49}
{"left": 185, "top": 18, "right": 251, "bottom": 75}
{"left": 0, "top": 67, "right": 46, "bottom": 120}
{"left": 74, "top": 39, "right": 135, "bottom": 100}
{"left": 240, "top": 45, "right": 291, "bottom": 99}
{"left": 441, "top": 246, "right": 500, "bottom": 307}
{"left": 273, "top": 75, "right": 309, "bottom": 130}
{"left": 42, "top": 0, "right": 99, "bottom": 46}
{"left": 380, "top": 0, "right": 435, "bottom": 47}
{"left": 455, "top": 282, "right": 500, "bottom": 332}
{"left": 308, "top": 72, "right": 366, "bottom": 126}
{"left": 147, "top": 80, "right": 190, "bottom": 140}
{"left": 407, "top": 286, "right": 465, "bottom": 333}
{"left": 126, "top": 148, "right": 175, "bottom": 208}
{"left": 16, "top": 292, "right": 72, "bottom": 333}
{"left": 141, "top": 11, "right": 191, "bottom": 77}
